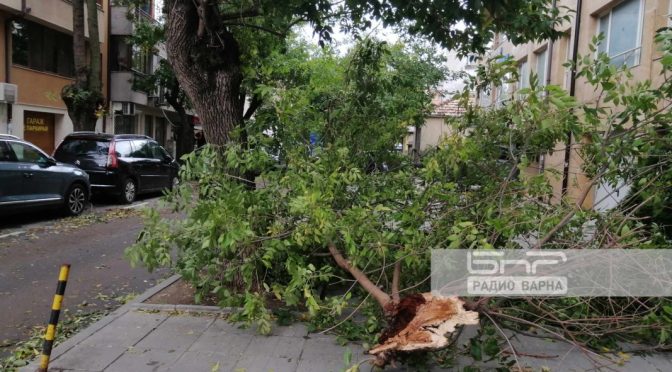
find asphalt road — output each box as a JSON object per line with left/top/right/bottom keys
{"left": 0, "top": 195, "right": 172, "bottom": 358}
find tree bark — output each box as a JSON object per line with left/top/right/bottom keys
{"left": 62, "top": 0, "right": 103, "bottom": 132}
{"left": 86, "top": 0, "right": 101, "bottom": 95}
{"left": 164, "top": 0, "right": 244, "bottom": 146}
{"left": 72, "top": 0, "right": 87, "bottom": 88}
{"left": 328, "top": 242, "right": 392, "bottom": 310}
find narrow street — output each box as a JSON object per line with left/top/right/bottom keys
{"left": 0, "top": 195, "right": 171, "bottom": 358}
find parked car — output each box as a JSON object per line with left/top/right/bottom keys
{"left": 0, "top": 134, "right": 90, "bottom": 216}
{"left": 54, "top": 132, "right": 179, "bottom": 204}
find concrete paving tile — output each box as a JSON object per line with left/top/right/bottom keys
{"left": 242, "top": 336, "right": 304, "bottom": 360}
{"left": 296, "top": 358, "right": 345, "bottom": 372}
{"left": 188, "top": 328, "right": 254, "bottom": 356}
{"left": 49, "top": 345, "right": 127, "bottom": 371}
{"left": 207, "top": 317, "right": 258, "bottom": 335}
{"left": 272, "top": 323, "right": 309, "bottom": 337}
{"left": 134, "top": 314, "right": 214, "bottom": 353}
{"left": 165, "top": 351, "right": 238, "bottom": 372}
{"left": 234, "top": 355, "right": 301, "bottom": 372}
{"left": 81, "top": 311, "right": 168, "bottom": 348}
{"left": 300, "top": 337, "right": 366, "bottom": 361}
{"left": 103, "top": 348, "right": 181, "bottom": 372}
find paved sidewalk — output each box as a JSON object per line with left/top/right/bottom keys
{"left": 33, "top": 309, "right": 367, "bottom": 372}
{"left": 20, "top": 276, "right": 672, "bottom": 371}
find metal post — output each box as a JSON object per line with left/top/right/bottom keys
{"left": 37, "top": 264, "right": 70, "bottom": 372}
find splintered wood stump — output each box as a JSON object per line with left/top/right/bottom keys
{"left": 369, "top": 293, "right": 479, "bottom": 367}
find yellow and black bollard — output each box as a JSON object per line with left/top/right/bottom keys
{"left": 37, "top": 264, "right": 70, "bottom": 372}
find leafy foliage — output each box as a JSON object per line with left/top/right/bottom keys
{"left": 128, "top": 26, "right": 672, "bottom": 368}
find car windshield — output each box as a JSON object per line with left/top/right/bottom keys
{"left": 56, "top": 139, "right": 109, "bottom": 156}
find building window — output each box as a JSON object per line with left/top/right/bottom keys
{"left": 110, "top": 36, "right": 132, "bottom": 71}
{"left": 111, "top": 36, "right": 153, "bottom": 75}
{"left": 518, "top": 59, "right": 529, "bottom": 91}
{"left": 11, "top": 20, "right": 74, "bottom": 77}
{"left": 132, "top": 45, "right": 153, "bottom": 75}
{"left": 597, "top": 0, "right": 643, "bottom": 67}
{"left": 115, "top": 115, "right": 136, "bottom": 134}
{"left": 535, "top": 47, "right": 548, "bottom": 87}
{"left": 496, "top": 73, "right": 512, "bottom": 107}
{"left": 139, "top": 0, "right": 152, "bottom": 15}
{"left": 478, "top": 88, "right": 492, "bottom": 107}
{"left": 562, "top": 33, "right": 572, "bottom": 90}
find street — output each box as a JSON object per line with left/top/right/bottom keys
{"left": 0, "top": 195, "right": 171, "bottom": 358}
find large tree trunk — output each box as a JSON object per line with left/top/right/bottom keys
{"left": 72, "top": 0, "right": 87, "bottom": 87}
{"left": 169, "top": 100, "right": 194, "bottom": 161}
{"left": 62, "top": 0, "right": 103, "bottom": 132}
{"left": 164, "top": 0, "right": 244, "bottom": 146}
{"left": 328, "top": 242, "right": 479, "bottom": 368}
{"left": 86, "top": 0, "right": 101, "bottom": 95}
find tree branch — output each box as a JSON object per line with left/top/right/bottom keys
{"left": 220, "top": 8, "right": 260, "bottom": 21}
{"left": 222, "top": 22, "right": 285, "bottom": 37}
{"left": 243, "top": 94, "right": 263, "bottom": 120}
{"left": 328, "top": 242, "right": 392, "bottom": 309}
{"left": 391, "top": 261, "right": 401, "bottom": 303}
{"left": 534, "top": 175, "right": 600, "bottom": 249}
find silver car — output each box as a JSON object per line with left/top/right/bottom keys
{"left": 0, "top": 134, "right": 90, "bottom": 216}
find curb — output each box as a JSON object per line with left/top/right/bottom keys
{"left": 132, "top": 273, "right": 182, "bottom": 303}
{"left": 20, "top": 274, "right": 184, "bottom": 372}
{"left": 129, "top": 303, "right": 236, "bottom": 313}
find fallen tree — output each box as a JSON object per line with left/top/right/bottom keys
{"left": 128, "top": 30, "right": 672, "bottom": 369}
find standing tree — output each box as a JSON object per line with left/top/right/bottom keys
{"left": 62, "top": 0, "right": 104, "bottom": 132}
{"left": 161, "top": 0, "right": 567, "bottom": 145}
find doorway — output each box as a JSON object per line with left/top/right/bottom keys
{"left": 23, "top": 111, "right": 56, "bottom": 155}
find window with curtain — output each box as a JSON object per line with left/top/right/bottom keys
{"left": 518, "top": 60, "right": 529, "bottom": 91}
{"left": 597, "top": 0, "right": 642, "bottom": 67}
{"left": 536, "top": 47, "right": 548, "bottom": 87}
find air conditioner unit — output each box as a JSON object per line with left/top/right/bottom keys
{"left": 0, "top": 83, "right": 18, "bottom": 103}
{"left": 121, "top": 102, "right": 135, "bottom": 115}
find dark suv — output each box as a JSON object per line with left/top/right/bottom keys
{"left": 54, "top": 132, "right": 179, "bottom": 203}
{"left": 0, "top": 134, "right": 90, "bottom": 216}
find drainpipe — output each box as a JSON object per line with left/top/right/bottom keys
{"left": 5, "top": 18, "right": 12, "bottom": 134}
{"left": 539, "top": 0, "right": 557, "bottom": 174}
{"left": 105, "top": 0, "right": 111, "bottom": 133}
{"left": 562, "top": 0, "right": 582, "bottom": 196}
{"left": 545, "top": 0, "right": 557, "bottom": 88}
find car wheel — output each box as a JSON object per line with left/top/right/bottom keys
{"left": 169, "top": 176, "right": 179, "bottom": 190}
{"left": 64, "top": 184, "right": 87, "bottom": 216}
{"left": 118, "top": 178, "right": 137, "bottom": 204}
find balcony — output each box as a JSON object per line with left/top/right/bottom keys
{"left": 110, "top": 71, "right": 148, "bottom": 106}
{"left": 110, "top": 5, "right": 158, "bottom": 36}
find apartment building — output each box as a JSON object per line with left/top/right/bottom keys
{"left": 479, "top": 0, "right": 672, "bottom": 210}
{"left": 108, "top": 0, "right": 182, "bottom": 156}
{"left": 0, "top": 0, "right": 108, "bottom": 155}
{"left": 0, "top": 0, "right": 184, "bottom": 157}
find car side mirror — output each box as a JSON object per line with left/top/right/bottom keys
{"left": 42, "top": 156, "right": 57, "bottom": 167}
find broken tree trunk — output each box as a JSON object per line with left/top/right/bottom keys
{"left": 327, "top": 242, "right": 479, "bottom": 367}
{"left": 369, "top": 293, "right": 479, "bottom": 367}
